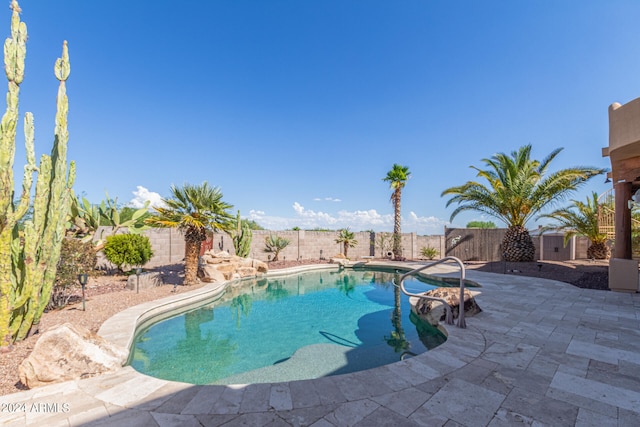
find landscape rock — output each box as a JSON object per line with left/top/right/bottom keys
{"left": 252, "top": 259, "right": 269, "bottom": 273}
{"left": 411, "top": 288, "right": 482, "bottom": 326}
{"left": 236, "top": 266, "right": 258, "bottom": 277}
{"left": 18, "top": 323, "right": 127, "bottom": 389}
{"left": 199, "top": 265, "right": 226, "bottom": 283}
{"left": 198, "top": 250, "right": 268, "bottom": 283}
{"left": 126, "top": 271, "right": 163, "bottom": 290}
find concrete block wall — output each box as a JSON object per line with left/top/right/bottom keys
{"left": 415, "top": 235, "right": 446, "bottom": 259}
{"left": 96, "top": 226, "right": 185, "bottom": 268}
{"left": 248, "top": 230, "right": 374, "bottom": 261}
{"left": 95, "top": 227, "right": 593, "bottom": 268}
{"left": 144, "top": 228, "right": 185, "bottom": 267}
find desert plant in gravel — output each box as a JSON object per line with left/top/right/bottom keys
{"left": 103, "top": 234, "right": 154, "bottom": 273}
{"left": 420, "top": 246, "right": 439, "bottom": 260}
{"left": 264, "top": 235, "right": 290, "bottom": 261}
{"left": 49, "top": 239, "right": 97, "bottom": 309}
{"left": 0, "top": 1, "right": 75, "bottom": 346}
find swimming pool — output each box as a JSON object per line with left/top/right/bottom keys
{"left": 129, "top": 268, "right": 447, "bottom": 384}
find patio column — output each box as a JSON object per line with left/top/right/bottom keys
{"left": 614, "top": 181, "right": 632, "bottom": 259}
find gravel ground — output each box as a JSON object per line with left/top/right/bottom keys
{"left": 0, "top": 258, "right": 610, "bottom": 396}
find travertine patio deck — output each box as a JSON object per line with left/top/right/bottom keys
{"left": 1, "top": 262, "right": 639, "bottom": 426}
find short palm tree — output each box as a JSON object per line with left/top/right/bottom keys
{"left": 539, "top": 192, "right": 610, "bottom": 259}
{"left": 383, "top": 164, "right": 411, "bottom": 259}
{"left": 335, "top": 228, "right": 358, "bottom": 258}
{"left": 146, "top": 182, "right": 233, "bottom": 285}
{"left": 264, "top": 235, "right": 290, "bottom": 261}
{"left": 442, "top": 145, "right": 605, "bottom": 262}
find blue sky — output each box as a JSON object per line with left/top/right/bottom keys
{"left": 10, "top": 0, "right": 640, "bottom": 234}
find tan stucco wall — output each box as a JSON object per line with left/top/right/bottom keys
{"left": 608, "top": 99, "right": 640, "bottom": 155}
{"left": 606, "top": 98, "right": 640, "bottom": 180}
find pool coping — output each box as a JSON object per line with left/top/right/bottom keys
{"left": 92, "top": 261, "right": 488, "bottom": 408}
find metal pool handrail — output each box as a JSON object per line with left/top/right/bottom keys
{"left": 396, "top": 256, "right": 467, "bottom": 328}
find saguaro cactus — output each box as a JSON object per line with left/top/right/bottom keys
{"left": 0, "top": 1, "right": 74, "bottom": 347}
{"left": 231, "top": 210, "right": 252, "bottom": 258}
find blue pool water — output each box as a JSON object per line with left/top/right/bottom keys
{"left": 130, "top": 268, "right": 447, "bottom": 384}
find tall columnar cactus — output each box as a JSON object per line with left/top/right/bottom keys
{"left": 0, "top": 1, "right": 74, "bottom": 347}
{"left": 231, "top": 210, "right": 252, "bottom": 258}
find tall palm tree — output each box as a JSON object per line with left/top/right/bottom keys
{"left": 383, "top": 164, "right": 411, "bottom": 259}
{"left": 538, "top": 192, "right": 610, "bottom": 259}
{"left": 146, "top": 182, "right": 233, "bottom": 285}
{"left": 385, "top": 273, "right": 410, "bottom": 353}
{"left": 335, "top": 228, "right": 358, "bottom": 258}
{"left": 442, "top": 145, "right": 605, "bottom": 262}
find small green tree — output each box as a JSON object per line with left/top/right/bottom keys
{"left": 420, "top": 246, "right": 439, "bottom": 260}
{"left": 103, "top": 234, "right": 154, "bottom": 273}
{"left": 244, "top": 219, "right": 264, "bottom": 230}
{"left": 466, "top": 220, "right": 496, "bottom": 228}
{"left": 264, "top": 235, "right": 290, "bottom": 261}
{"left": 335, "top": 228, "right": 358, "bottom": 258}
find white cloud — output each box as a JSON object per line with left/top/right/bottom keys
{"left": 313, "top": 197, "right": 342, "bottom": 202}
{"left": 406, "top": 211, "right": 449, "bottom": 235}
{"left": 248, "top": 209, "right": 293, "bottom": 230}
{"left": 248, "top": 203, "right": 449, "bottom": 235}
{"left": 129, "top": 186, "right": 165, "bottom": 209}
{"left": 292, "top": 202, "right": 337, "bottom": 223}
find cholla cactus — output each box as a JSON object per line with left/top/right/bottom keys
{"left": 231, "top": 210, "right": 252, "bottom": 258}
{"left": 0, "top": 1, "right": 74, "bottom": 346}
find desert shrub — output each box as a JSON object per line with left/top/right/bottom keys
{"left": 263, "top": 235, "right": 290, "bottom": 261}
{"left": 420, "top": 246, "right": 439, "bottom": 260}
{"left": 103, "top": 233, "right": 154, "bottom": 272}
{"left": 50, "top": 238, "right": 98, "bottom": 309}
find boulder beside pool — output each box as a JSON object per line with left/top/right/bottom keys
{"left": 199, "top": 250, "right": 269, "bottom": 283}
{"left": 18, "top": 323, "right": 127, "bottom": 389}
{"left": 410, "top": 288, "right": 482, "bottom": 326}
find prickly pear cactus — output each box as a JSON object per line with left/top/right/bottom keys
{"left": 0, "top": 1, "right": 75, "bottom": 346}
{"left": 231, "top": 211, "right": 252, "bottom": 258}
